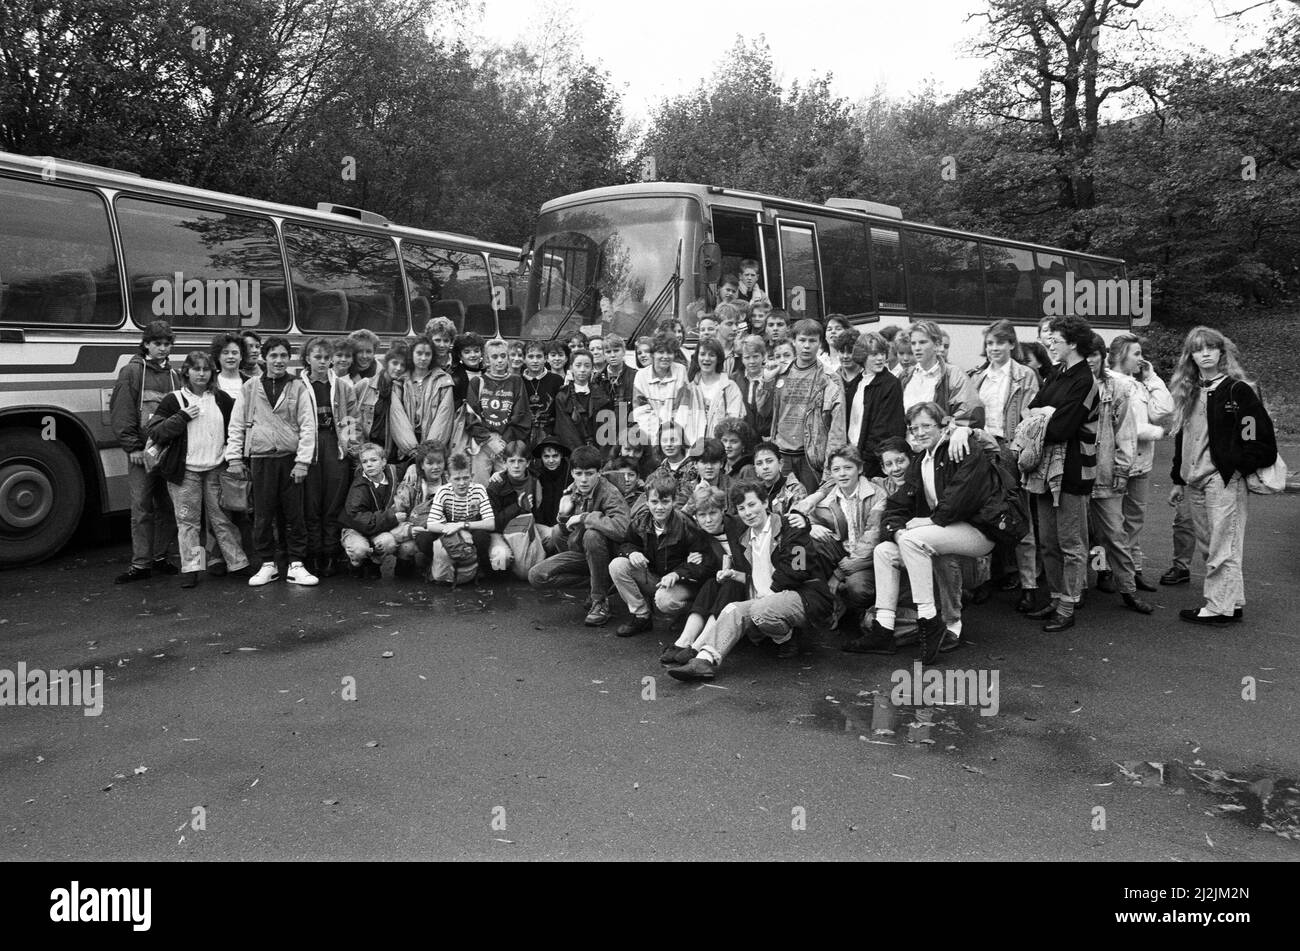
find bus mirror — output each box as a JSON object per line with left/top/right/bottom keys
{"left": 699, "top": 242, "right": 722, "bottom": 284}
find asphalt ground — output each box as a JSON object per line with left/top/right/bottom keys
{"left": 1, "top": 444, "right": 1297, "bottom": 861}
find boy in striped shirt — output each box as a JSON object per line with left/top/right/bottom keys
{"left": 426, "top": 452, "right": 497, "bottom": 568}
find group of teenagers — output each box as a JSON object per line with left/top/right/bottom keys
{"left": 108, "top": 296, "right": 1280, "bottom": 682}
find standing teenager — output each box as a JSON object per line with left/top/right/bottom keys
{"left": 225, "top": 336, "right": 318, "bottom": 587}
{"left": 148, "top": 351, "right": 250, "bottom": 587}
{"left": 299, "top": 335, "right": 359, "bottom": 577}
{"left": 1169, "top": 326, "right": 1277, "bottom": 625}
{"left": 110, "top": 319, "right": 181, "bottom": 582}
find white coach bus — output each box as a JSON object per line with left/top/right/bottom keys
{"left": 0, "top": 151, "right": 525, "bottom": 566}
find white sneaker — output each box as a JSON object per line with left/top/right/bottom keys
{"left": 286, "top": 561, "right": 319, "bottom": 586}
{"left": 249, "top": 563, "right": 279, "bottom": 587}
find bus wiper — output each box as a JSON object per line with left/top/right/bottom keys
{"left": 550, "top": 283, "right": 597, "bottom": 340}
{"left": 629, "top": 238, "right": 683, "bottom": 342}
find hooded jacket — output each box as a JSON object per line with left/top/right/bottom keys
{"left": 225, "top": 373, "right": 315, "bottom": 466}
{"left": 110, "top": 354, "right": 181, "bottom": 453}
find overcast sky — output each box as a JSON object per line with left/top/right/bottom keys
{"left": 466, "top": 0, "right": 1279, "bottom": 119}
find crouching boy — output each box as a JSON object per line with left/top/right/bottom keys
{"left": 424, "top": 452, "right": 496, "bottom": 583}
{"left": 608, "top": 472, "right": 705, "bottom": 637}
{"left": 340, "top": 443, "right": 401, "bottom": 578}
{"left": 667, "top": 478, "right": 832, "bottom": 682}
{"left": 527, "top": 445, "right": 631, "bottom": 626}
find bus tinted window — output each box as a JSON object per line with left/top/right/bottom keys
{"left": 906, "top": 231, "right": 985, "bottom": 316}
{"left": 116, "top": 197, "right": 288, "bottom": 331}
{"left": 870, "top": 227, "right": 906, "bottom": 311}
{"left": 982, "top": 243, "right": 1039, "bottom": 319}
{"left": 0, "top": 177, "right": 121, "bottom": 326}
{"left": 403, "top": 243, "right": 495, "bottom": 337}
{"left": 777, "top": 222, "right": 821, "bottom": 318}
{"left": 284, "top": 224, "right": 405, "bottom": 335}
{"left": 1035, "top": 251, "right": 1068, "bottom": 303}
{"left": 814, "top": 216, "right": 872, "bottom": 317}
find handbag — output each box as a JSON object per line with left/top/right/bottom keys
{"left": 1246, "top": 455, "right": 1287, "bottom": 495}
{"left": 218, "top": 467, "right": 251, "bottom": 511}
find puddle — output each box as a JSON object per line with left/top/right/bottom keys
{"left": 806, "top": 690, "right": 991, "bottom": 751}
{"left": 1116, "top": 760, "right": 1300, "bottom": 842}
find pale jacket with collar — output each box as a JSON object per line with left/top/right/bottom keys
{"left": 810, "top": 475, "right": 885, "bottom": 559}
{"left": 1113, "top": 369, "right": 1173, "bottom": 477}
{"left": 969, "top": 358, "right": 1039, "bottom": 441}
{"left": 226, "top": 374, "right": 315, "bottom": 466}
{"left": 298, "top": 369, "right": 360, "bottom": 461}
{"left": 1092, "top": 372, "right": 1137, "bottom": 499}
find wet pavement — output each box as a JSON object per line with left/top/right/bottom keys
{"left": 2, "top": 450, "right": 1298, "bottom": 860}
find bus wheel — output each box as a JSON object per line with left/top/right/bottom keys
{"left": 0, "top": 430, "right": 85, "bottom": 568}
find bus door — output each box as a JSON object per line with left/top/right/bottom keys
{"left": 707, "top": 208, "right": 764, "bottom": 316}
{"left": 771, "top": 218, "right": 823, "bottom": 321}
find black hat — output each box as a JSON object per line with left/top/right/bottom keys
{"left": 531, "top": 434, "right": 570, "bottom": 458}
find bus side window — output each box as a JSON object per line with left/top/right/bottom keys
{"left": 0, "top": 176, "right": 122, "bottom": 326}
{"left": 284, "top": 224, "right": 405, "bottom": 335}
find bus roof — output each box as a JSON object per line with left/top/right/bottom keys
{"left": 538, "top": 181, "right": 1126, "bottom": 266}
{"left": 0, "top": 151, "right": 523, "bottom": 258}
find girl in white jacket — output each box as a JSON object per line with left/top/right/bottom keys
{"left": 1107, "top": 334, "right": 1174, "bottom": 591}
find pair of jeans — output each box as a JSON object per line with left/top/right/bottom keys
{"left": 1121, "top": 473, "right": 1150, "bottom": 574}
{"left": 342, "top": 527, "right": 397, "bottom": 566}
{"left": 1089, "top": 495, "right": 1139, "bottom": 594}
{"left": 874, "top": 523, "right": 995, "bottom": 620}
{"left": 166, "top": 467, "right": 249, "bottom": 574}
{"left": 1171, "top": 489, "right": 1195, "bottom": 571}
{"left": 1188, "top": 473, "right": 1248, "bottom": 615}
{"left": 250, "top": 454, "right": 307, "bottom": 563}
{"left": 608, "top": 557, "right": 695, "bottom": 618}
{"left": 127, "top": 461, "right": 177, "bottom": 569}
{"left": 694, "top": 590, "right": 805, "bottom": 667}
{"left": 527, "top": 525, "right": 616, "bottom": 600}
{"left": 779, "top": 450, "right": 822, "bottom": 493}
{"left": 1035, "top": 490, "right": 1089, "bottom": 605}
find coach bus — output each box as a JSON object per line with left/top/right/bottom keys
{"left": 521, "top": 182, "right": 1132, "bottom": 359}
{"left": 0, "top": 151, "right": 525, "bottom": 567}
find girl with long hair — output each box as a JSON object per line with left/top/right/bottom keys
{"left": 1169, "top": 326, "right": 1277, "bottom": 624}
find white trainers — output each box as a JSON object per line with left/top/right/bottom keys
{"left": 249, "top": 563, "right": 279, "bottom": 587}
{"left": 286, "top": 561, "right": 319, "bottom": 586}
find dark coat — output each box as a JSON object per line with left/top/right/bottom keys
{"left": 1172, "top": 378, "right": 1278, "bottom": 487}
{"left": 725, "top": 512, "right": 833, "bottom": 631}
{"left": 554, "top": 378, "right": 614, "bottom": 452}
{"left": 146, "top": 388, "right": 235, "bottom": 485}
{"left": 852, "top": 370, "right": 906, "bottom": 478}
{"left": 618, "top": 506, "right": 702, "bottom": 578}
{"left": 880, "top": 438, "right": 998, "bottom": 542}
{"left": 340, "top": 466, "right": 401, "bottom": 537}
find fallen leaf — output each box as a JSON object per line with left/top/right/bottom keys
{"left": 961, "top": 764, "right": 985, "bottom": 775}
{"left": 365, "top": 740, "right": 379, "bottom": 748}
{"left": 133, "top": 766, "right": 148, "bottom": 775}
{"left": 381, "top": 651, "right": 394, "bottom": 658}
{"left": 322, "top": 799, "right": 339, "bottom": 805}
{"left": 892, "top": 773, "right": 913, "bottom": 780}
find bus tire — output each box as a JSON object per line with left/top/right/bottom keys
{"left": 0, "top": 429, "right": 85, "bottom": 568}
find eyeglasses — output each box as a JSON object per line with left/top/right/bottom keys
{"left": 907, "top": 423, "right": 939, "bottom": 435}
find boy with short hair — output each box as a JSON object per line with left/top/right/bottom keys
{"left": 603, "top": 332, "right": 636, "bottom": 435}
{"left": 763, "top": 309, "right": 789, "bottom": 347}
{"left": 340, "top": 443, "right": 400, "bottom": 578}
{"left": 425, "top": 451, "right": 496, "bottom": 578}
{"left": 682, "top": 438, "right": 730, "bottom": 515}
{"left": 717, "top": 274, "right": 740, "bottom": 305}
{"left": 749, "top": 297, "right": 772, "bottom": 339}
{"left": 227, "top": 335, "right": 318, "bottom": 586}
{"left": 467, "top": 338, "right": 532, "bottom": 472}
{"left": 110, "top": 319, "right": 182, "bottom": 583}
{"left": 743, "top": 440, "right": 808, "bottom": 515}
{"left": 609, "top": 472, "right": 703, "bottom": 636}
{"left": 737, "top": 260, "right": 767, "bottom": 303}
{"left": 554, "top": 347, "right": 613, "bottom": 454}
{"left": 522, "top": 340, "right": 562, "bottom": 444}
{"left": 732, "top": 333, "right": 772, "bottom": 437}
{"left": 527, "top": 445, "right": 631, "bottom": 626}
{"left": 668, "top": 479, "right": 832, "bottom": 682}
{"left": 769, "top": 318, "right": 846, "bottom": 492}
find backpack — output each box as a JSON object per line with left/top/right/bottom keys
{"left": 977, "top": 447, "right": 1031, "bottom": 547}
{"left": 431, "top": 529, "right": 479, "bottom": 585}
